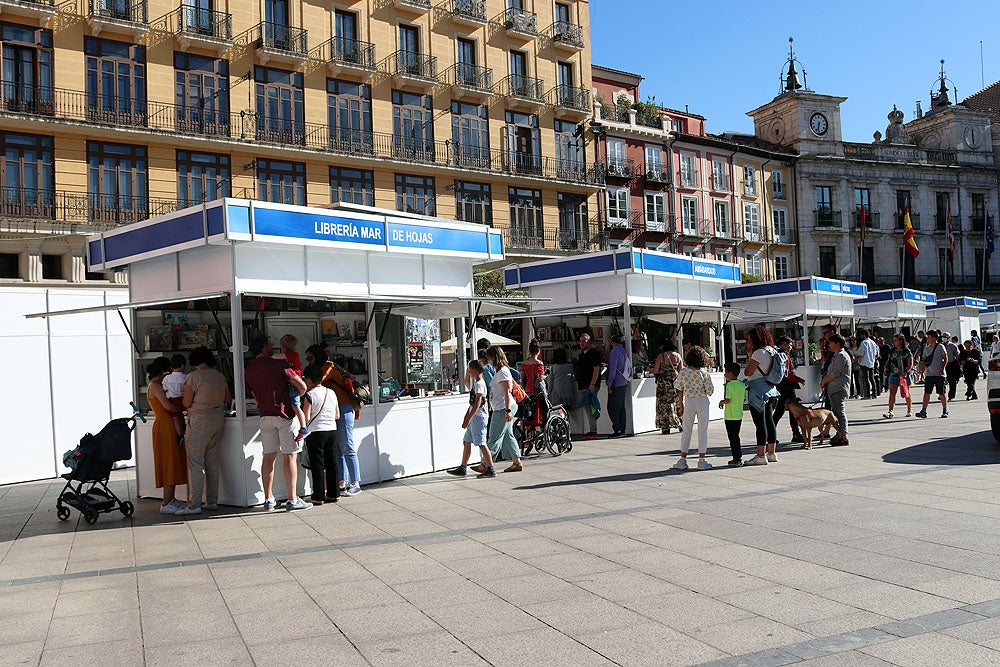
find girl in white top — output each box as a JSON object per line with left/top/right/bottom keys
{"left": 302, "top": 365, "right": 341, "bottom": 505}
{"left": 672, "top": 346, "right": 715, "bottom": 471}
{"left": 485, "top": 345, "right": 523, "bottom": 473}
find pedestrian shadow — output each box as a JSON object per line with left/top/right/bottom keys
{"left": 882, "top": 431, "right": 1000, "bottom": 466}
{"left": 513, "top": 469, "right": 674, "bottom": 490}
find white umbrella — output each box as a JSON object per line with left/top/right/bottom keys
{"left": 441, "top": 330, "right": 518, "bottom": 352}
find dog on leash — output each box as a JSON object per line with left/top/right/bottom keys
{"left": 783, "top": 397, "right": 842, "bottom": 449}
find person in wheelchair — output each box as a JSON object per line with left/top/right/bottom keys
{"left": 515, "top": 339, "right": 573, "bottom": 457}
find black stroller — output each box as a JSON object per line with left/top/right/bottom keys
{"left": 57, "top": 404, "right": 144, "bottom": 524}
{"left": 514, "top": 380, "right": 573, "bottom": 457}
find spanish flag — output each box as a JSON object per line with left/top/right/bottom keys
{"left": 903, "top": 207, "right": 919, "bottom": 258}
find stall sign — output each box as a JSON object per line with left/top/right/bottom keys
{"left": 408, "top": 343, "right": 425, "bottom": 373}
{"left": 387, "top": 222, "right": 489, "bottom": 256}
{"left": 253, "top": 208, "right": 385, "bottom": 248}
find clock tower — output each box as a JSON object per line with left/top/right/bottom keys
{"left": 747, "top": 38, "right": 846, "bottom": 155}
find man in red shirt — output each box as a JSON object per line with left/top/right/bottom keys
{"left": 245, "top": 335, "right": 310, "bottom": 511}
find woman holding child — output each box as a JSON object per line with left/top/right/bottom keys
{"left": 146, "top": 356, "right": 188, "bottom": 514}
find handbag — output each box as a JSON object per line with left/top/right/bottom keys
{"left": 898, "top": 376, "right": 910, "bottom": 399}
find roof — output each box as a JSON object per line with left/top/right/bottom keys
{"left": 592, "top": 65, "right": 643, "bottom": 86}
{"left": 671, "top": 132, "right": 797, "bottom": 160}
{"left": 716, "top": 132, "right": 796, "bottom": 156}
{"left": 963, "top": 80, "right": 1000, "bottom": 117}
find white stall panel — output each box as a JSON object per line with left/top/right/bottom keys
{"left": 306, "top": 247, "right": 368, "bottom": 293}
{"left": 129, "top": 254, "right": 180, "bottom": 301}
{"left": 428, "top": 396, "right": 471, "bottom": 471}
{"left": 178, "top": 244, "right": 234, "bottom": 294}
{"left": 236, "top": 244, "right": 307, "bottom": 285}
{"left": 354, "top": 410, "right": 379, "bottom": 485}
{"left": 375, "top": 399, "right": 434, "bottom": 480}
{"left": 423, "top": 256, "right": 473, "bottom": 296}
{"left": 368, "top": 254, "right": 423, "bottom": 296}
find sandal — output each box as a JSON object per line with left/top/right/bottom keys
{"left": 905, "top": 412, "right": 912, "bottom": 417}
{"left": 883, "top": 412, "right": 893, "bottom": 419}
{"left": 503, "top": 464, "right": 523, "bottom": 473}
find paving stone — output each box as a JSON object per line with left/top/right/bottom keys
{"left": 248, "top": 633, "right": 368, "bottom": 667}
{"left": 719, "top": 585, "right": 858, "bottom": 625}
{"left": 360, "top": 630, "right": 490, "bottom": 666}
{"left": 576, "top": 621, "right": 726, "bottom": 665}
{"left": 140, "top": 608, "right": 240, "bottom": 648}
{"left": 323, "top": 601, "right": 440, "bottom": 643}
{"left": 466, "top": 626, "right": 615, "bottom": 667}
{"left": 144, "top": 637, "right": 253, "bottom": 667}
{"left": 862, "top": 632, "right": 1000, "bottom": 666}
{"left": 39, "top": 638, "right": 144, "bottom": 667}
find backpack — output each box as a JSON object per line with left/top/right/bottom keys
{"left": 763, "top": 346, "right": 788, "bottom": 386}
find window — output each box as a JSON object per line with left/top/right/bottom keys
{"left": 742, "top": 164, "right": 756, "bottom": 195}
{"left": 452, "top": 100, "right": 489, "bottom": 168}
{"left": 711, "top": 159, "right": 727, "bottom": 191}
{"left": 853, "top": 187, "right": 870, "bottom": 228}
{"left": 772, "top": 170, "right": 784, "bottom": 198}
{"left": 257, "top": 158, "right": 305, "bottom": 205}
{"left": 773, "top": 207, "right": 789, "bottom": 242}
{"left": 508, "top": 187, "right": 542, "bottom": 246}
{"left": 506, "top": 110, "right": 540, "bottom": 174}
{"left": 255, "top": 66, "right": 304, "bottom": 144}
{"left": 774, "top": 253, "right": 790, "bottom": 280}
{"left": 816, "top": 185, "right": 833, "bottom": 225}
{"left": 395, "top": 173, "right": 435, "bottom": 215}
{"left": 670, "top": 118, "right": 685, "bottom": 133}
{"left": 713, "top": 200, "right": 729, "bottom": 236}
{"left": 393, "top": 90, "right": 434, "bottom": 159}
{"left": 85, "top": 37, "right": 146, "bottom": 124}
{"left": 328, "top": 79, "right": 372, "bottom": 151}
{"left": 174, "top": 52, "right": 228, "bottom": 135}
{"left": 0, "top": 253, "right": 18, "bottom": 279}
{"left": 554, "top": 118, "right": 583, "bottom": 177}
{"left": 972, "top": 192, "right": 987, "bottom": 230}
{"left": 679, "top": 154, "right": 696, "bottom": 187}
{"left": 334, "top": 9, "right": 357, "bottom": 40}
{"left": 819, "top": 246, "right": 837, "bottom": 278}
{"left": 40, "top": 254, "right": 62, "bottom": 280}
{"left": 330, "top": 167, "right": 373, "bottom": 207}
{"left": 935, "top": 191, "right": 951, "bottom": 230}
{"left": 1, "top": 131, "right": 54, "bottom": 219}
{"left": 263, "top": 0, "right": 292, "bottom": 48}
{"left": 557, "top": 192, "right": 588, "bottom": 250}
{"left": 744, "top": 251, "right": 761, "bottom": 278}
{"left": 644, "top": 192, "right": 666, "bottom": 231}
{"left": 554, "top": 1, "right": 570, "bottom": 23}
{"left": 645, "top": 145, "right": 663, "bottom": 171}
{"left": 715, "top": 250, "right": 732, "bottom": 264}
{"left": 456, "top": 37, "right": 478, "bottom": 86}
{"left": 1, "top": 22, "right": 53, "bottom": 112}
{"left": 681, "top": 197, "right": 698, "bottom": 234}
{"left": 455, "top": 180, "right": 491, "bottom": 225}
{"left": 87, "top": 141, "right": 148, "bottom": 223}
{"left": 896, "top": 189, "right": 911, "bottom": 228}
{"left": 177, "top": 151, "right": 229, "bottom": 206}
{"left": 606, "top": 187, "right": 628, "bottom": 223}
{"left": 743, "top": 202, "right": 760, "bottom": 241}
{"left": 606, "top": 138, "right": 626, "bottom": 167}
{"left": 557, "top": 61, "right": 573, "bottom": 89}
{"left": 509, "top": 49, "right": 527, "bottom": 79}
{"left": 399, "top": 24, "right": 420, "bottom": 69}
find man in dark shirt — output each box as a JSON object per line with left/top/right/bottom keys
{"left": 575, "top": 331, "right": 602, "bottom": 439}
{"left": 245, "top": 335, "right": 310, "bottom": 511}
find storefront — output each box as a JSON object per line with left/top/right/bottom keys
{"left": 927, "top": 297, "right": 988, "bottom": 342}
{"left": 32, "top": 199, "right": 506, "bottom": 506}
{"left": 721, "top": 277, "right": 868, "bottom": 401}
{"left": 501, "top": 248, "right": 741, "bottom": 434}
{"left": 854, "top": 288, "right": 937, "bottom": 336}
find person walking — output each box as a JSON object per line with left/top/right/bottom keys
{"left": 848, "top": 336, "right": 862, "bottom": 399}
{"left": 446, "top": 360, "right": 496, "bottom": 478}
{"left": 743, "top": 325, "right": 781, "bottom": 466}
{"left": 175, "top": 347, "right": 231, "bottom": 516}
{"left": 915, "top": 330, "right": 949, "bottom": 419}
{"left": 652, "top": 341, "right": 682, "bottom": 435}
{"left": 302, "top": 364, "right": 341, "bottom": 505}
{"left": 960, "top": 340, "right": 982, "bottom": 400}
{"left": 486, "top": 346, "right": 524, "bottom": 473}
{"left": 671, "top": 346, "right": 715, "bottom": 470}
{"left": 145, "top": 357, "right": 188, "bottom": 514}
{"left": 820, "top": 334, "right": 852, "bottom": 446}
{"left": 858, "top": 329, "right": 880, "bottom": 399}
{"left": 944, "top": 335, "right": 963, "bottom": 401}
{"left": 770, "top": 335, "right": 804, "bottom": 444}
{"left": 606, "top": 333, "right": 630, "bottom": 437}
{"left": 575, "top": 331, "right": 602, "bottom": 439}
{"left": 883, "top": 334, "right": 914, "bottom": 419}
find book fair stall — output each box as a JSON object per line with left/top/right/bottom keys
{"left": 854, "top": 288, "right": 937, "bottom": 336}
{"left": 927, "top": 297, "right": 988, "bottom": 342}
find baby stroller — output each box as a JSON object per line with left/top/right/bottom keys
{"left": 514, "top": 380, "right": 572, "bottom": 457}
{"left": 57, "top": 403, "right": 144, "bottom": 525}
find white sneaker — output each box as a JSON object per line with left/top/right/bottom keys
{"left": 744, "top": 455, "right": 768, "bottom": 466}
{"left": 174, "top": 505, "right": 202, "bottom": 516}
{"left": 263, "top": 498, "right": 277, "bottom": 511}
{"left": 671, "top": 458, "right": 689, "bottom": 470}
{"left": 766, "top": 453, "right": 778, "bottom": 463}
{"left": 159, "top": 499, "right": 185, "bottom": 514}
{"left": 285, "top": 497, "right": 312, "bottom": 511}
{"left": 344, "top": 484, "right": 362, "bottom": 497}
{"left": 697, "top": 458, "right": 713, "bottom": 471}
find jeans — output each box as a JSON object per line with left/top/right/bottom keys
{"left": 305, "top": 429, "right": 341, "bottom": 501}
{"left": 488, "top": 413, "right": 520, "bottom": 461}
{"left": 680, "top": 395, "right": 710, "bottom": 454}
{"left": 185, "top": 412, "right": 225, "bottom": 509}
{"left": 577, "top": 388, "right": 600, "bottom": 432}
{"left": 749, "top": 397, "right": 777, "bottom": 448}
{"left": 828, "top": 388, "right": 848, "bottom": 436}
{"left": 725, "top": 419, "right": 742, "bottom": 461}
{"left": 607, "top": 385, "right": 628, "bottom": 434}
{"left": 860, "top": 365, "right": 877, "bottom": 398}
{"left": 946, "top": 362, "right": 962, "bottom": 400}
{"left": 336, "top": 410, "right": 359, "bottom": 486}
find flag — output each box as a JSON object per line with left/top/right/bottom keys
{"left": 859, "top": 204, "right": 867, "bottom": 246}
{"left": 903, "top": 207, "right": 919, "bottom": 258}
{"left": 988, "top": 214, "right": 995, "bottom": 259}
{"left": 947, "top": 207, "right": 955, "bottom": 261}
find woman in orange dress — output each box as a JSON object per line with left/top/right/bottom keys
{"left": 146, "top": 356, "right": 189, "bottom": 514}
{"left": 520, "top": 338, "right": 546, "bottom": 427}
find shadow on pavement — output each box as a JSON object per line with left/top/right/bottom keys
{"left": 882, "top": 430, "right": 1000, "bottom": 465}
{"left": 513, "top": 469, "right": 673, "bottom": 490}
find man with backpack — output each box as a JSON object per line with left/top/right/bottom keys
{"left": 915, "top": 329, "right": 949, "bottom": 419}
{"left": 770, "top": 336, "right": 804, "bottom": 444}
{"left": 819, "top": 334, "right": 852, "bottom": 446}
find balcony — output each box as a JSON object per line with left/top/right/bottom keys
{"left": 710, "top": 173, "right": 729, "bottom": 192}
{"left": 814, "top": 208, "right": 843, "bottom": 229}
{"left": 773, "top": 228, "right": 796, "bottom": 245}
{"left": 450, "top": 63, "right": 493, "bottom": 99}
{"left": 603, "top": 209, "right": 643, "bottom": 231}
{"left": 255, "top": 21, "right": 308, "bottom": 66}
{"left": 175, "top": 6, "right": 232, "bottom": 55}
{"left": 933, "top": 213, "right": 954, "bottom": 232}
{"left": 87, "top": 0, "right": 147, "bottom": 38}
{"left": 713, "top": 220, "right": 735, "bottom": 239}
{"left": 894, "top": 211, "right": 921, "bottom": 230}
{"left": 551, "top": 85, "right": 589, "bottom": 118}
{"left": 970, "top": 215, "right": 987, "bottom": 232}
{"left": 550, "top": 20, "right": 584, "bottom": 51}
{"left": 394, "top": 0, "right": 430, "bottom": 14}
{"left": 326, "top": 36, "right": 376, "bottom": 79}
{"left": 503, "top": 6, "right": 537, "bottom": 39}
{"left": 600, "top": 159, "right": 635, "bottom": 180}
{"left": 452, "top": 0, "right": 486, "bottom": 26}
{"left": 643, "top": 163, "right": 670, "bottom": 184}
{"left": 0, "top": 187, "right": 183, "bottom": 231}
{"left": 678, "top": 217, "right": 708, "bottom": 238}
{"left": 851, "top": 209, "right": 881, "bottom": 230}
{"left": 392, "top": 50, "right": 437, "bottom": 89}
{"left": 742, "top": 226, "right": 764, "bottom": 243}
{"left": 679, "top": 169, "right": 699, "bottom": 188}
{"left": 501, "top": 74, "right": 544, "bottom": 108}
{"left": 499, "top": 224, "right": 602, "bottom": 252}
{"left": 743, "top": 182, "right": 758, "bottom": 197}
{"left": 0, "top": 0, "right": 55, "bottom": 23}
{"left": 773, "top": 187, "right": 786, "bottom": 200}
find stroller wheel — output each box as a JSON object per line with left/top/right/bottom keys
{"left": 56, "top": 505, "right": 71, "bottom": 521}
{"left": 544, "top": 418, "right": 570, "bottom": 456}
{"left": 83, "top": 508, "right": 99, "bottom": 525}
{"left": 120, "top": 501, "right": 134, "bottom": 517}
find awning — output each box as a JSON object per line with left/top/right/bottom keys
{"left": 25, "top": 292, "right": 230, "bottom": 319}
{"left": 441, "top": 330, "right": 518, "bottom": 351}
{"left": 492, "top": 303, "right": 621, "bottom": 321}
{"left": 394, "top": 299, "right": 525, "bottom": 320}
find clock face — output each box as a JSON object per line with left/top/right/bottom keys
{"left": 770, "top": 120, "right": 784, "bottom": 142}
{"left": 965, "top": 127, "right": 979, "bottom": 149}
{"left": 810, "top": 113, "right": 829, "bottom": 136}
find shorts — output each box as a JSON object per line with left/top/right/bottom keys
{"left": 259, "top": 415, "right": 301, "bottom": 454}
{"left": 463, "top": 414, "right": 488, "bottom": 447}
{"left": 888, "top": 375, "right": 900, "bottom": 387}
{"left": 289, "top": 386, "right": 301, "bottom": 408}
{"left": 924, "top": 376, "right": 946, "bottom": 395}
{"left": 168, "top": 396, "right": 184, "bottom": 409}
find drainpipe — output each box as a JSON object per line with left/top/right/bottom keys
{"left": 956, "top": 170, "right": 964, "bottom": 288}
{"left": 664, "top": 134, "right": 677, "bottom": 253}
{"left": 790, "top": 156, "right": 802, "bottom": 277}
{"left": 760, "top": 156, "right": 772, "bottom": 279}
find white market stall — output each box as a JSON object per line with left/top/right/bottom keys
{"left": 501, "top": 248, "right": 741, "bottom": 435}
{"left": 31, "top": 199, "right": 506, "bottom": 506}
{"left": 722, "top": 277, "right": 869, "bottom": 401}
{"left": 979, "top": 304, "right": 1000, "bottom": 335}
{"left": 927, "top": 297, "right": 988, "bottom": 342}
{"left": 854, "top": 288, "right": 937, "bottom": 334}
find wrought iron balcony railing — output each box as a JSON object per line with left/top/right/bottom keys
{"left": 451, "top": 63, "right": 493, "bottom": 93}
{"left": 88, "top": 0, "right": 146, "bottom": 23}
{"left": 551, "top": 20, "right": 583, "bottom": 48}
{"left": 393, "top": 50, "right": 437, "bottom": 82}
{"left": 894, "top": 211, "right": 921, "bottom": 230}
{"left": 499, "top": 223, "right": 602, "bottom": 251}
{"left": 503, "top": 7, "right": 537, "bottom": 36}
{"left": 643, "top": 163, "right": 670, "bottom": 184}
{"left": 970, "top": 215, "right": 987, "bottom": 232}
{"left": 603, "top": 209, "right": 643, "bottom": 231}
{"left": 177, "top": 6, "right": 231, "bottom": 40}
{"left": 815, "top": 208, "right": 843, "bottom": 228}
{"left": 452, "top": 0, "right": 486, "bottom": 23}
{"left": 255, "top": 21, "right": 307, "bottom": 55}
{"left": 852, "top": 209, "right": 881, "bottom": 229}
{"left": 552, "top": 85, "right": 589, "bottom": 113}
{"left": 501, "top": 74, "right": 544, "bottom": 103}
{"left": 0, "top": 187, "right": 185, "bottom": 229}
{"left": 599, "top": 159, "right": 635, "bottom": 180}
{"left": 328, "top": 36, "right": 376, "bottom": 70}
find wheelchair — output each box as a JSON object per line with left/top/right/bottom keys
{"left": 513, "top": 381, "right": 572, "bottom": 457}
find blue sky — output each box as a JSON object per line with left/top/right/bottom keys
{"left": 589, "top": 0, "right": 998, "bottom": 141}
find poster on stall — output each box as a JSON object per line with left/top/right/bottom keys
{"left": 408, "top": 342, "right": 425, "bottom": 373}
{"left": 405, "top": 317, "right": 441, "bottom": 384}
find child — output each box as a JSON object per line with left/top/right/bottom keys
{"left": 446, "top": 360, "right": 496, "bottom": 478}
{"left": 273, "top": 334, "right": 309, "bottom": 441}
{"left": 719, "top": 362, "right": 747, "bottom": 467}
{"left": 162, "top": 354, "right": 187, "bottom": 443}
{"left": 672, "top": 345, "right": 715, "bottom": 471}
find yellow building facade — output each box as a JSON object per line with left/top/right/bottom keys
{"left": 0, "top": 0, "right": 599, "bottom": 283}
{"left": 732, "top": 152, "right": 797, "bottom": 281}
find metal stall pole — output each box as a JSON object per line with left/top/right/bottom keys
{"left": 675, "top": 307, "right": 683, "bottom": 354}
{"left": 717, "top": 310, "right": 726, "bottom": 368}
{"left": 229, "top": 290, "right": 247, "bottom": 506}
{"left": 468, "top": 301, "right": 479, "bottom": 365}
{"left": 364, "top": 301, "right": 382, "bottom": 481}
{"left": 623, "top": 298, "right": 633, "bottom": 435}
{"left": 456, "top": 314, "right": 468, "bottom": 391}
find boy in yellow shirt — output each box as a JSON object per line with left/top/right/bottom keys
{"left": 719, "top": 362, "right": 747, "bottom": 467}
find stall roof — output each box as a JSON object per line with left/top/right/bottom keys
{"left": 25, "top": 292, "right": 230, "bottom": 319}
{"left": 723, "top": 276, "right": 868, "bottom": 302}
{"left": 927, "top": 296, "right": 988, "bottom": 310}
{"left": 856, "top": 288, "right": 937, "bottom": 306}
{"left": 492, "top": 303, "right": 621, "bottom": 321}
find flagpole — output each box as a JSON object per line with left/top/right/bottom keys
{"left": 983, "top": 213, "right": 991, "bottom": 292}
